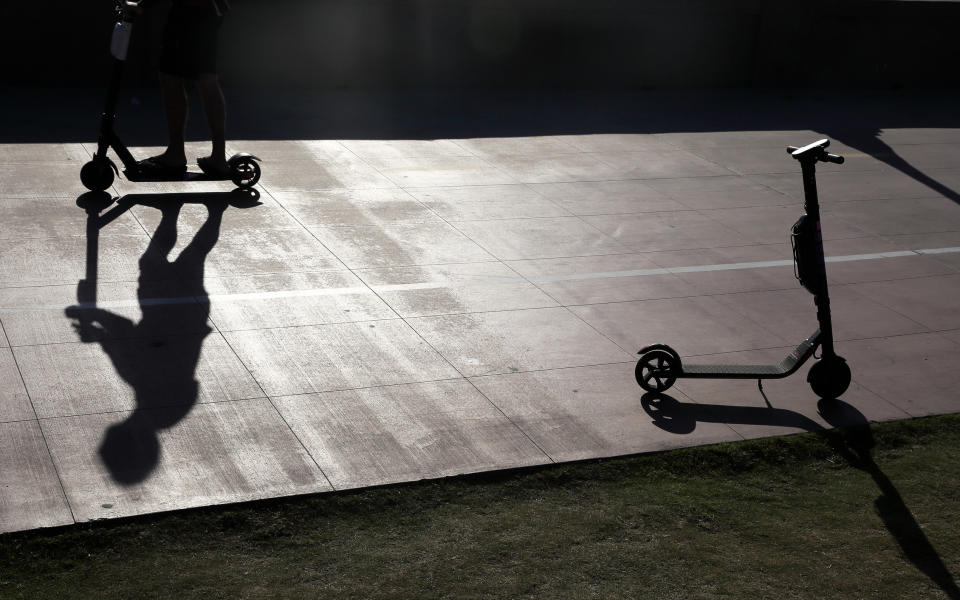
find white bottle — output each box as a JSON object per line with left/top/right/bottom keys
{"left": 111, "top": 21, "right": 133, "bottom": 61}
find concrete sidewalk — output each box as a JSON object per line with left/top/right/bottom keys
{"left": 2, "top": 90, "right": 959, "bottom": 534}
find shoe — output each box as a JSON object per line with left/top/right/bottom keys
{"left": 197, "top": 156, "right": 232, "bottom": 178}
{"left": 133, "top": 156, "right": 187, "bottom": 179}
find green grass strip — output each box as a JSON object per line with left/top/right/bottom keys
{"left": 2, "top": 415, "right": 959, "bottom": 599}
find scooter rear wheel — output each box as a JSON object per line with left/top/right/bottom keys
{"left": 81, "top": 159, "right": 114, "bottom": 192}
{"left": 636, "top": 349, "right": 679, "bottom": 393}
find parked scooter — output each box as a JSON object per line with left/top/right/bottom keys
{"left": 636, "top": 139, "right": 851, "bottom": 401}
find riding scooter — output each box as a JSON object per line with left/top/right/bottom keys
{"left": 80, "top": 0, "right": 261, "bottom": 192}
{"left": 635, "top": 139, "right": 851, "bottom": 401}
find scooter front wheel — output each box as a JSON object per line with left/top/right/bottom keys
{"left": 230, "top": 158, "right": 261, "bottom": 188}
{"left": 81, "top": 159, "right": 115, "bottom": 192}
{"left": 636, "top": 349, "right": 679, "bottom": 393}
{"left": 807, "top": 355, "right": 851, "bottom": 400}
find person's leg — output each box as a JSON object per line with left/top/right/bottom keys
{"left": 196, "top": 73, "right": 227, "bottom": 171}
{"left": 156, "top": 72, "right": 188, "bottom": 166}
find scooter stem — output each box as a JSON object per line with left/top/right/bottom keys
{"left": 798, "top": 157, "right": 837, "bottom": 360}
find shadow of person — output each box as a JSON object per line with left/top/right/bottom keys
{"left": 818, "top": 402, "right": 960, "bottom": 600}
{"left": 67, "top": 196, "right": 228, "bottom": 485}
{"left": 820, "top": 127, "right": 960, "bottom": 206}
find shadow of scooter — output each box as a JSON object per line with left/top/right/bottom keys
{"left": 640, "top": 390, "right": 960, "bottom": 599}
{"left": 639, "top": 391, "right": 832, "bottom": 435}
{"left": 817, "top": 406, "right": 960, "bottom": 600}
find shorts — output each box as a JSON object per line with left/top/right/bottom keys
{"left": 158, "top": 4, "right": 224, "bottom": 78}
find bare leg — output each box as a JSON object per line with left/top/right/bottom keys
{"left": 196, "top": 73, "right": 227, "bottom": 171}
{"left": 157, "top": 72, "right": 188, "bottom": 166}
{"left": 140, "top": 202, "right": 182, "bottom": 271}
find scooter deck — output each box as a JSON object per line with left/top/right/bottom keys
{"left": 124, "top": 169, "right": 233, "bottom": 183}
{"left": 677, "top": 330, "right": 820, "bottom": 379}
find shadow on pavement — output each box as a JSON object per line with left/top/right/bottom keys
{"left": 641, "top": 391, "right": 960, "bottom": 599}
{"left": 66, "top": 189, "right": 259, "bottom": 485}
{"left": 826, "top": 127, "right": 960, "bottom": 205}
{"left": 639, "top": 392, "right": 824, "bottom": 435}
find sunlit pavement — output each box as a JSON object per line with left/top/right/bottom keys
{"left": 2, "top": 89, "right": 959, "bottom": 533}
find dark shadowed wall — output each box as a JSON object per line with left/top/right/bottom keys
{"left": 7, "top": 0, "right": 959, "bottom": 89}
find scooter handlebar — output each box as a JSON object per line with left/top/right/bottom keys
{"left": 115, "top": 0, "right": 142, "bottom": 22}
{"left": 822, "top": 153, "right": 844, "bottom": 164}
{"left": 786, "top": 140, "right": 844, "bottom": 164}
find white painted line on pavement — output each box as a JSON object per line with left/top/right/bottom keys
{"left": 2, "top": 246, "right": 958, "bottom": 313}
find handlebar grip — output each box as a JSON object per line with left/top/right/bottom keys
{"left": 786, "top": 146, "right": 799, "bottom": 155}
{"left": 823, "top": 153, "right": 844, "bottom": 164}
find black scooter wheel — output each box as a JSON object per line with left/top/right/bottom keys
{"left": 81, "top": 159, "right": 114, "bottom": 192}
{"left": 807, "top": 355, "right": 851, "bottom": 400}
{"left": 636, "top": 349, "right": 679, "bottom": 393}
{"left": 230, "top": 159, "right": 261, "bottom": 188}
